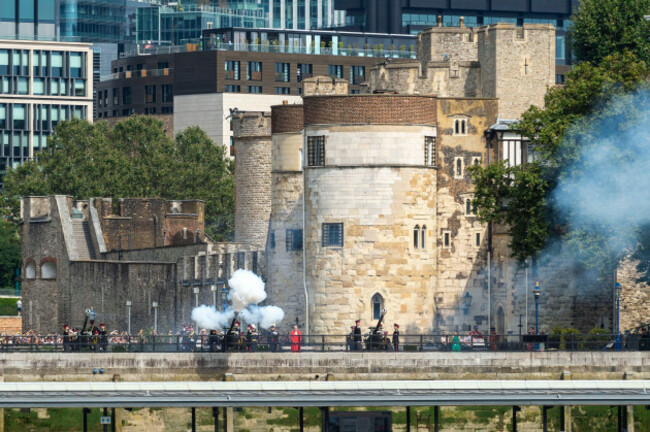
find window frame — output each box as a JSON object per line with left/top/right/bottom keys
{"left": 307, "top": 135, "right": 325, "bottom": 167}
{"left": 322, "top": 223, "right": 344, "bottom": 248}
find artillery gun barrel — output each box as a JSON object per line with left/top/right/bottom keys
{"left": 227, "top": 312, "right": 239, "bottom": 334}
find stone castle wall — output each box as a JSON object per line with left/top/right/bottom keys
{"left": 433, "top": 98, "right": 497, "bottom": 332}
{"left": 368, "top": 23, "right": 554, "bottom": 119}
{"left": 478, "top": 23, "right": 555, "bottom": 119}
{"left": 302, "top": 118, "right": 438, "bottom": 333}
{"left": 233, "top": 112, "right": 272, "bottom": 249}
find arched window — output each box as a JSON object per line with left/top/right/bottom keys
{"left": 372, "top": 293, "right": 384, "bottom": 320}
{"left": 461, "top": 119, "right": 466, "bottom": 134}
{"left": 456, "top": 158, "right": 463, "bottom": 177}
{"left": 413, "top": 225, "right": 420, "bottom": 249}
{"left": 421, "top": 225, "right": 426, "bottom": 249}
{"left": 41, "top": 260, "right": 57, "bottom": 280}
{"left": 25, "top": 261, "right": 36, "bottom": 279}
{"left": 454, "top": 119, "right": 460, "bottom": 135}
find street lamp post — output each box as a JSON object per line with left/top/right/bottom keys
{"left": 152, "top": 301, "right": 158, "bottom": 333}
{"left": 126, "top": 300, "right": 132, "bottom": 335}
{"left": 615, "top": 281, "right": 622, "bottom": 351}
{"left": 533, "top": 282, "right": 541, "bottom": 335}
{"left": 211, "top": 285, "right": 217, "bottom": 307}
{"left": 221, "top": 283, "right": 228, "bottom": 312}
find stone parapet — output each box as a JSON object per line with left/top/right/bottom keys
{"left": 1, "top": 352, "right": 648, "bottom": 382}
{"left": 271, "top": 104, "right": 304, "bottom": 134}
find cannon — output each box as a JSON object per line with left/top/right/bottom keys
{"left": 225, "top": 313, "right": 244, "bottom": 351}
{"left": 364, "top": 308, "right": 392, "bottom": 351}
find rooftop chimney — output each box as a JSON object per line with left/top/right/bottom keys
{"left": 437, "top": 15, "right": 442, "bottom": 28}
{"left": 460, "top": 16, "right": 465, "bottom": 28}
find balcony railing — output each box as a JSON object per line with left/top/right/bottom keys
{"left": 100, "top": 68, "right": 173, "bottom": 82}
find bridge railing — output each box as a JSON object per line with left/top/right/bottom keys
{"left": 0, "top": 333, "right": 649, "bottom": 353}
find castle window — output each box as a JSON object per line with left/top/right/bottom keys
{"left": 372, "top": 293, "right": 384, "bottom": 320}
{"left": 307, "top": 136, "right": 325, "bottom": 167}
{"left": 454, "top": 119, "right": 468, "bottom": 136}
{"left": 252, "top": 252, "right": 258, "bottom": 274}
{"left": 269, "top": 231, "right": 275, "bottom": 249}
{"left": 286, "top": 229, "right": 303, "bottom": 251}
{"left": 443, "top": 231, "right": 451, "bottom": 248}
{"left": 41, "top": 260, "right": 57, "bottom": 280}
{"left": 322, "top": 223, "right": 344, "bottom": 247}
{"left": 236, "top": 252, "right": 246, "bottom": 270}
{"left": 465, "top": 197, "right": 475, "bottom": 216}
{"left": 25, "top": 261, "right": 36, "bottom": 279}
{"left": 472, "top": 157, "right": 481, "bottom": 166}
{"left": 421, "top": 225, "right": 426, "bottom": 249}
{"left": 413, "top": 225, "right": 420, "bottom": 248}
{"left": 424, "top": 136, "right": 436, "bottom": 166}
{"left": 476, "top": 232, "right": 481, "bottom": 247}
{"left": 454, "top": 157, "right": 464, "bottom": 179}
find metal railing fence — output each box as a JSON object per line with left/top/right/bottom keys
{"left": 0, "top": 333, "right": 648, "bottom": 353}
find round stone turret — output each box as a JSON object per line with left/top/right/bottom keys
{"left": 232, "top": 111, "right": 272, "bottom": 248}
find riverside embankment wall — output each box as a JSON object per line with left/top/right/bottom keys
{"left": 1, "top": 352, "right": 649, "bottom": 382}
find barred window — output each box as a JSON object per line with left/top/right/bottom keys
{"left": 286, "top": 229, "right": 303, "bottom": 251}
{"left": 424, "top": 136, "right": 436, "bottom": 166}
{"left": 307, "top": 136, "right": 325, "bottom": 167}
{"left": 322, "top": 223, "right": 344, "bottom": 247}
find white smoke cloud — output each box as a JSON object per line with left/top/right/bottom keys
{"left": 228, "top": 269, "right": 267, "bottom": 311}
{"left": 190, "top": 270, "right": 285, "bottom": 330}
{"left": 238, "top": 305, "right": 285, "bottom": 329}
{"left": 191, "top": 305, "right": 235, "bottom": 330}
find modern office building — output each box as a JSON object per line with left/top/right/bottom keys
{"left": 97, "top": 27, "right": 414, "bottom": 146}
{"left": 0, "top": 39, "right": 93, "bottom": 185}
{"left": 135, "top": 4, "right": 268, "bottom": 45}
{"left": 0, "top": 0, "right": 58, "bottom": 40}
{"left": 335, "top": 0, "right": 577, "bottom": 81}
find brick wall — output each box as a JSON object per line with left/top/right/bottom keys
{"left": 271, "top": 104, "right": 304, "bottom": 134}
{"left": 303, "top": 95, "right": 438, "bottom": 126}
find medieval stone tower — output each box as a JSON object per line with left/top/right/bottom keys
{"left": 232, "top": 112, "right": 272, "bottom": 248}
{"left": 371, "top": 22, "right": 555, "bottom": 119}
{"left": 266, "top": 102, "right": 305, "bottom": 328}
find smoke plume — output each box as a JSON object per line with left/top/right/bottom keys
{"left": 552, "top": 88, "right": 650, "bottom": 261}
{"left": 190, "top": 269, "right": 284, "bottom": 330}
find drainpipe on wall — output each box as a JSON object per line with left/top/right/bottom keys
{"left": 302, "top": 152, "right": 309, "bottom": 338}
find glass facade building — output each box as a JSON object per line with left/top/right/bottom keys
{"left": 136, "top": 4, "right": 268, "bottom": 45}
{"left": 0, "top": 40, "right": 93, "bottom": 185}
{"left": 0, "top": 0, "right": 58, "bottom": 40}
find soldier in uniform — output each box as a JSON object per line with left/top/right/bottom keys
{"left": 392, "top": 323, "right": 400, "bottom": 352}
{"left": 70, "top": 328, "right": 79, "bottom": 352}
{"left": 268, "top": 324, "right": 279, "bottom": 352}
{"left": 245, "top": 324, "right": 253, "bottom": 351}
{"left": 187, "top": 325, "right": 196, "bottom": 352}
{"left": 227, "top": 321, "right": 241, "bottom": 351}
{"left": 249, "top": 324, "right": 259, "bottom": 352}
{"left": 347, "top": 326, "right": 355, "bottom": 351}
{"left": 99, "top": 323, "right": 108, "bottom": 352}
{"left": 63, "top": 324, "right": 71, "bottom": 352}
{"left": 89, "top": 320, "right": 100, "bottom": 352}
{"left": 353, "top": 319, "right": 362, "bottom": 351}
{"left": 208, "top": 329, "right": 219, "bottom": 352}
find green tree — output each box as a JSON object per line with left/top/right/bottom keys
{"left": 0, "top": 219, "right": 20, "bottom": 289}
{"left": 571, "top": 0, "right": 650, "bottom": 65}
{"left": 469, "top": 52, "right": 650, "bottom": 271}
{"left": 2, "top": 116, "right": 235, "bottom": 241}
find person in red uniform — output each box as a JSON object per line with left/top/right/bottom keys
{"left": 290, "top": 325, "right": 302, "bottom": 352}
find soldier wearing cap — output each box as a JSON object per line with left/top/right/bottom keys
{"left": 63, "top": 324, "right": 71, "bottom": 352}
{"left": 99, "top": 323, "right": 108, "bottom": 352}
{"left": 268, "top": 324, "right": 279, "bottom": 352}
{"left": 209, "top": 329, "right": 219, "bottom": 352}
{"left": 392, "top": 323, "right": 400, "bottom": 352}
{"left": 249, "top": 324, "right": 259, "bottom": 352}
{"left": 353, "top": 319, "right": 362, "bottom": 351}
